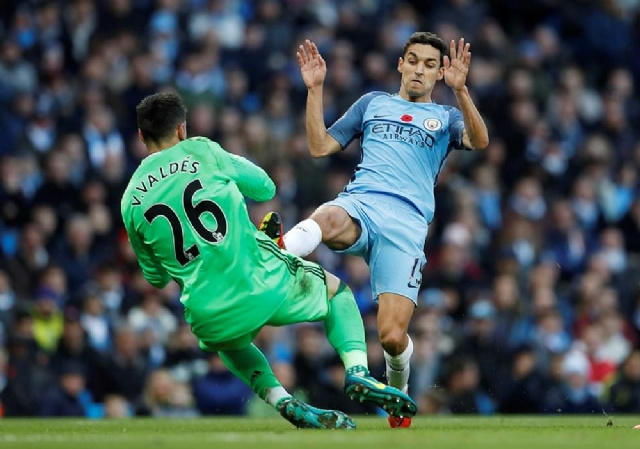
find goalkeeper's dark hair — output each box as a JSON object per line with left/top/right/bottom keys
{"left": 402, "top": 32, "right": 447, "bottom": 67}
{"left": 136, "top": 91, "right": 187, "bottom": 144}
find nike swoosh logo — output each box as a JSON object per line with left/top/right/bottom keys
{"left": 373, "top": 114, "right": 392, "bottom": 118}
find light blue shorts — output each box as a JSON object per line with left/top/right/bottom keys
{"left": 325, "top": 192, "right": 429, "bottom": 304}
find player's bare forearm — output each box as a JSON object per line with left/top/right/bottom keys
{"left": 306, "top": 86, "right": 341, "bottom": 158}
{"left": 454, "top": 86, "right": 489, "bottom": 150}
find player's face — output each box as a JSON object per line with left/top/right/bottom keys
{"left": 397, "top": 44, "right": 444, "bottom": 101}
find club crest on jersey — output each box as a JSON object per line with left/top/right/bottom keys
{"left": 423, "top": 118, "right": 442, "bottom": 131}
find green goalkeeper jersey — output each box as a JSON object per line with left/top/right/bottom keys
{"left": 121, "top": 137, "right": 293, "bottom": 342}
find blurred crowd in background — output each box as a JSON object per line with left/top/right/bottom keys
{"left": 1, "top": 0, "right": 640, "bottom": 418}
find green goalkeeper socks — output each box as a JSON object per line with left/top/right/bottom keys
{"left": 218, "top": 344, "right": 287, "bottom": 404}
{"left": 324, "top": 282, "right": 369, "bottom": 372}
{"left": 218, "top": 282, "right": 369, "bottom": 408}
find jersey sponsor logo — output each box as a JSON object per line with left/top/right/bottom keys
{"left": 401, "top": 114, "right": 413, "bottom": 122}
{"left": 370, "top": 122, "right": 435, "bottom": 149}
{"left": 423, "top": 118, "right": 442, "bottom": 131}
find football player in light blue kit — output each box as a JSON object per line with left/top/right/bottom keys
{"left": 281, "top": 32, "right": 489, "bottom": 427}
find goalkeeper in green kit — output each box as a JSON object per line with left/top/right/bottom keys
{"left": 121, "top": 92, "right": 417, "bottom": 429}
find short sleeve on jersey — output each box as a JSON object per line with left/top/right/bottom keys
{"left": 328, "top": 91, "right": 389, "bottom": 149}
{"left": 444, "top": 105, "right": 466, "bottom": 150}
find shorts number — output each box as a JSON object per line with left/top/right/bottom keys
{"left": 407, "top": 257, "right": 425, "bottom": 289}
{"left": 144, "top": 179, "right": 227, "bottom": 266}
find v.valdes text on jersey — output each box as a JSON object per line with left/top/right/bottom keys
{"left": 370, "top": 123, "right": 435, "bottom": 149}
{"left": 130, "top": 156, "right": 200, "bottom": 206}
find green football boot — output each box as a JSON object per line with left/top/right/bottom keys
{"left": 277, "top": 397, "right": 356, "bottom": 430}
{"left": 344, "top": 366, "right": 417, "bottom": 419}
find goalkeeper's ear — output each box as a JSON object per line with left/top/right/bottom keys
{"left": 178, "top": 122, "right": 187, "bottom": 141}
{"left": 137, "top": 128, "right": 145, "bottom": 145}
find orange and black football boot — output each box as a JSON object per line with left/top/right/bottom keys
{"left": 259, "top": 212, "right": 285, "bottom": 249}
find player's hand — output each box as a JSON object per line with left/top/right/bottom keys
{"left": 297, "top": 39, "right": 327, "bottom": 89}
{"left": 443, "top": 38, "right": 471, "bottom": 91}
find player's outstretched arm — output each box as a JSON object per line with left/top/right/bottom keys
{"left": 297, "top": 39, "right": 342, "bottom": 158}
{"left": 443, "top": 38, "right": 489, "bottom": 150}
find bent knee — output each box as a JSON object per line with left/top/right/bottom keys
{"left": 311, "top": 207, "right": 359, "bottom": 247}
{"left": 378, "top": 328, "right": 408, "bottom": 355}
{"left": 311, "top": 207, "right": 343, "bottom": 239}
{"left": 311, "top": 206, "right": 361, "bottom": 249}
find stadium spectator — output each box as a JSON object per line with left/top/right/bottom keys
{"left": 191, "top": 353, "right": 252, "bottom": 416}
{"left": 140, "top": 368, "right": 198, "bottom": 418}
{"left": 163, "top": 322, "right": 207, "bottom": 384}
{"left": 417, "top": 387, "right": 450, "bottom": 415}
{"left": 37, "top": 361, "right": 87, "bottom": 417}
{"left": 103, "top": 394, "right": 132, "bottom": 418}
{"left": 457, "top": 299, "right": 511, "bottom": 401}
{"left": 2, "top": 223, "right": 50, "bottom": 300}
{"left": 91, "top": 325, "right": 149, "bottom": 406}
{"left": 32, "top": 151, "right": 79, "bottom": 226}
{"left": 1, "top": 330, "right": 52, "bottom": 416}
{"left": 442, "top": 356, "right": 493, "bottom": 415}
{"left": 409, "top": 304, "right": 451, "bottom": 399}
{"left": 79, "top": 288, "right": 112, "bottom": 353}
{"left": 604, "top": 349, "right": 640, "bottom": 413}
{"left": 340, "top": 255, "right": 374, "bottom": 315}
{"left": 127, "top": 291, "right": 177, "bottom": 346}
{"left": 499, "top": 344, "right": 547, "bottom": 413}
{"left": 51, "top": 312, "right": 100, "bottom": 380}
{"left": 0, "top": 270, "right": 16, "bottom": 335}
{"left": 540, "top": 349, "right": 605, "bottom": 414}
{"left": 31, "top": 287, "right": 64, "bottom": 353}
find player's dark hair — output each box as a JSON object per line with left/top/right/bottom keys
{"left": 402, "top": 32, "right": 447, "bottom": 67}
{"left": 136, "top": 92, "right": 187, "bottom": 144}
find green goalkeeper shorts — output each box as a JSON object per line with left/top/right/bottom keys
{"left": 197, "top": 258, "right": 329, "bottom": 352}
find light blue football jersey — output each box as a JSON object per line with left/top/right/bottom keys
{"left": 327, "top": 92, "right": 467, "bottom": 222}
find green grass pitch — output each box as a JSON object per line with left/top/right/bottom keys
{"left": 1, "top": 416, "right": 639, "bottom": 449}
